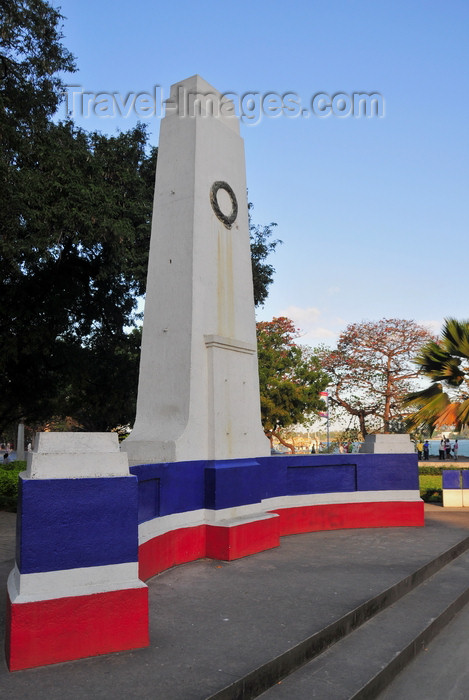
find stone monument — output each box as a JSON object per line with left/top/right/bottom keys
{"left": 121, "top": 75, "right": 270, "bottom": 465}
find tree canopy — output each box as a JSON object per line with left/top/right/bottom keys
{"left": 249, "top": 203, "right": 281, "bottom": 307}
{"left": 0, "top": 0, "right": 281, "bottom": 439}
{"left": 0, "top": 0, "right": 76, "bottom": 134}
{"left": 319, "top": 318, "right": 435, "bottom": 436}
{"left": 0, "top": 120, "right": 157, "bottom": 435}
{"left": 257, "top": 317, "right": 329, "bottom": 451}
{"left": 404, "top": 318, "right": 469, "bottom": 434}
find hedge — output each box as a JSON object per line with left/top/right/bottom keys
{"left": 0, "top": 462, "right": 25, "bottom": 512}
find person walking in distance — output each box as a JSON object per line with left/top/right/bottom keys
{"left": 416, "top": 439, "right": 424, "bottom": 460}
{"left": 445, "top": 438, "right": 452, "bottom": 460}
{"left": 439, "top": 438, "right": 445, "bottom": 460}
{"left": 423, "top": 440, "right": 430, "bottom": 461}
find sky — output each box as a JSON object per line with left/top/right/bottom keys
{"left": 52, "top": 0, "right": 469, "bottom": 347}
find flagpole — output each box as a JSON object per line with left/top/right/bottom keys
{"left": 327, "top": 395, "right": 330, "bottom": 450}
{"left": 319, "top": 391, "right": 330, "bottom": 452}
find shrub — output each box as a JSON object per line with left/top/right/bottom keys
{"left": 0, "top": 462, "right": 25, "bottom": 512}
{"left": 419, "top": 466, "right": 460, "bottom": 476}
{"left": 421, "top": 488, "right": 443, "bottom": 503}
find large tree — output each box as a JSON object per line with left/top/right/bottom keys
{"left": 1, "top": 0, "right": 74, "bottom": 435}
{"left": 404, "top": 319, "right": 469, "bottom": 433}
{"left": 0, "top": 120, "right": 157, "bottom": 436}
{"left": 319, "top": 318, "right": 434, "bottom": 436}
{"left": 257, "top": 317, "right": 329, "bottom": 451}
{"left": 0, "top": 1, "right": 281, "bottom": 439}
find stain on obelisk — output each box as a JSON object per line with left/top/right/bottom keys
{"left": 121, "top": 75, "right": 270, "bottom": 465}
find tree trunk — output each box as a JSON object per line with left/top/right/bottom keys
{"left": 272, "top": 430, "right": 296, "bottom": 454}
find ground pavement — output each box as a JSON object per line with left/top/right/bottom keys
{"left": 418, "top": 455, "right": 469, "bottom": 467}
{"left": 1, "top": 506, "right": 469, "bottom": 699}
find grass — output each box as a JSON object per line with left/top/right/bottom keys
{"left": 419, "top": 473, "right": 442, "bottom": 503}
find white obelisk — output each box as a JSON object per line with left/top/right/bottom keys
{"left": 121, "top": 75, "right": 269, "bottom": 465}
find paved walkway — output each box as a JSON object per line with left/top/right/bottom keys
{"left": 1, "top": 506, "right": 469, "bottom": 699}
{"left": 418, "top": 456, "right": 469, "bottom": 466}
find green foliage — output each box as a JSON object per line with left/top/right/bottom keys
{"left": 0, "top": 0, "right": 76, "bottom": 144}
{"left": 0, "top": 2, "right": 281, "bottom": 435}
{"left": 336, "top": 427, "right": 362, "bottom": 444}
{"left": 257, "top": 317, "right": 329, "bottom": 444}
{"left": 0, "top": 120, "right": 157, "bottom": 434}
{"left": 404, "top": 319, "right": 469, "bottom": 434}
{"left": 418, "top": 465, "right": 460, "bottom": 475}
{"left": 419, "top": 474, "right": 442, "bottom": 502}
{"left": 420, "top": 489, "right": 443, "bottom": 503}
{"left": 0, "top": 462, "right": 24, "bottom": 512}
{"left": 249, "top": 204, "right": 282, "bottom": 307}
{"left": 58, "top": 327, "right": 142, "bottom": 431}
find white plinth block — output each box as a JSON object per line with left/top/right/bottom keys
{"left": 359, "top": 434, "right": 415, "bottom": 454}
{"left": 443, "top": 489, "right": 463, "bottom": 507}
{"left": 26, "top": 432, "right": 130, "bottom": 479}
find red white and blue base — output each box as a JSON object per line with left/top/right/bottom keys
{"left": 6, "top": 452, "right": 423, "bottom": 670}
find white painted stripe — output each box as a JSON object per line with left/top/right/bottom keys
{"left": 206, "top": 512, "right": 279, "bottom": 528}
{"left": 8, "top": 562, "right": 146, "bottom": 604}
{"left": 204, "top": 503, "right": 268, "bottom": 523}
{"left": 138, "top": 508, "right": 207, "bottom": 544}
{"left": 138, "top": 491, "right": 421, "bottom": 543}
{"left": 261, "top": 490, "right": 421, "bottom": 510}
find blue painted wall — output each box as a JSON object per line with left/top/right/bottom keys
{"left": 15, "top": 454, "right": 419, "bottom": 575}
{"left": 17, "top": 476, "right": 139, "bottom": 574}
{"left": 443, "top": 470, "right": 462, "bottom": 489}
{"left": 131, "top": 453, "right": 419, "bottom": 524}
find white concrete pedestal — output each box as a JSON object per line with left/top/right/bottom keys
{"left": 122, "top": 76, "right": 269, "bottom": 465}
{"left": 359, "top": 434, "right": 415, "bottom": 454}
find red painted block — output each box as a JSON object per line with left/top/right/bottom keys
{"left": 272, "top": 501, "right": 424, "bottom": 536}
{"left": 6, "top": 586, "right": 149, "bottom": 671}
{"left": 206, "top": 516, "right": 280, "bottom": 561}
{"left": 139, "top": 525, "right": 206, "bottom": 581}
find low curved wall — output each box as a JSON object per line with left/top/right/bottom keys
{"left": 131, "top": 453, "right": 424, "bottom": 581}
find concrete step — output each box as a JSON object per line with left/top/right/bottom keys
{"left": 207, "top": 536, "right": 469, "bottom": 700}
{"left": 258, "top": 549, "right": 469, "bottom": 700}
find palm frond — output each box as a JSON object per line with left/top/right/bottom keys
{"left": 454, "top": 397, "right": 469, "bottom": 428}
{"left": 403, "top": 383, "right": 443, "bottom": 406}
{"left": 441, "top": 318, "right": 469, "bottom": 359}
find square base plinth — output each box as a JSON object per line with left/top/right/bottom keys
{"left": 6, "top": 586, "right": 149, "bottom": 671}
{"left": 443, "top": 490, "right": 464, "bottom": 508}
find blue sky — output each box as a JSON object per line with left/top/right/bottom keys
{"left": 52, "top": 0, "right": 469, "bottom": 346}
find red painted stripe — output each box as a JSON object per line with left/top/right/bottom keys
{"left": 6, "top": 587, "right": 149, "bottom": 671}
{"left": 139, "top": 525, "right": 206, "bottom": 581}
{"left": 137, "top": 502, "right": 423, "bottom": 579}
{"left": 270, "top": 501, "right": 425, "bottom": 536}
{"left": 206, "top": 517, "right": 280, "bottom": 561}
